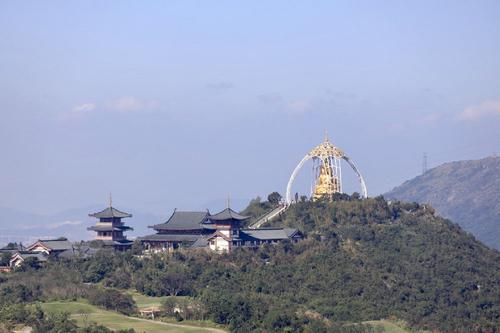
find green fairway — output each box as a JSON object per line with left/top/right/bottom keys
{"left": 38, "top": 300, "right": 417, "bottom": 333}
{"left": 127, "top": 291, "right": 170, "bottom": 309}
{"left": 39, "top": 301, "right": 226, "bottom": 333}
{"left": 363, "top": 320, "right": 410, "bottom": 333}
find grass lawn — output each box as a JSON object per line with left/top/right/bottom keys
{"left": 39, "top": 300, "right": 226, "bottom": 333}
{"left": 363, "top": 320, "right": 410, "bottom": 333}
{"left": 127, "top": 291, "right": 170, "bottom": 309}
{"left": 38, "top": 299, "right": 419, "bottom": 333}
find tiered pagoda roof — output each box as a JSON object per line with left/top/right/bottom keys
{"left": 206, "top": 208, "right": 249, "bottom": 223}
{"left": 100, "top": 239, "right": 134, "bottom": 246}
{"left": 87, "top": 225, "right": 133, "bottom": 232}
{"left": 87, "top": 199, "right": 134, "bottom": 250}
{"left": 89, "top": 206, "right": 132, "bottom": 219}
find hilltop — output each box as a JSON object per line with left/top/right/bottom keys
{"left": 2, "top": 196, "right": 499, "bottom": 333}
{"left": 385, "top": 156, "right": 500, "bottom": 249}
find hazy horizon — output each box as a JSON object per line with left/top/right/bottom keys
{"left": 1, "top": 1, "right": 500, "bottom": 216}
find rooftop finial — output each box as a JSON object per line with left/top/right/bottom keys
{"left": 324, "top": 129, "right": 329, "bottom": 142}
{"left": 227, "top": 194, "right": 231, "bottom": 209}
{"left": 109, "top": 193, "right": 112, "bottom": 208}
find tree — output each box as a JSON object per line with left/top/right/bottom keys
{"left": 267, "top": 192, "right": 282, "bottom": 205}
{"left": 131, "top": 240, "right": 144, "bottom": 255}
{"left": 162, "top": 265, "right": 189, "bottom": 296}
{"left": 0, "top": 253, "right": 11, "bottom": 266}
{"left": 86, "top": 288, "right": 136, "bottom": 315}
{"left": 18, "top": 257, "right": 41, "bottom": 271}
{"left": 4, "top": 243, "right": 19, "bottom": 250}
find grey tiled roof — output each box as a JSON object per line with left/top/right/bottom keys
{"left": 240, "top": 228, "right": 301, "bottom": 241}
{"left": 207, "top": 208, "right": 249, "bottom": 222}
{"left": 101, "top": 239, "right": 133, "bottom": 246}
{"left": 58, "top": 246, "right": 97, "bottom": 259}
{"left": 57, "top": 248, "right": 76, "bottom": 259}
{"left": 139, "top": 233, "right": 200, "bottom": 243}
{"left": 37, "top": 239, "right": 73, "bottom": 251}
{"left": 190, "top": 236, "right": 209, "bottom": 248}
{"left": 17, "top": 251, "right": 49, "bottom": 262}
{"left": 78, "top": 246, "right": 98, "bottom": 258}
{"left": 89, "top": 206, "right": 132, "bottom": 219}
{"left": 151, "top": 211, "right": 209, "bottom": 231}
{"left": 87, "top": 225, "right": 133, "bottom": 232}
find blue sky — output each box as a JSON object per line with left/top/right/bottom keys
{"left": 1, "top": 1, "right": 499, "bottom": 215}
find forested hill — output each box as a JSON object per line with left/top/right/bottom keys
{"left": 266, "top": 197, "right": 500, "bottom": 332}
{"left": 385, "top": 156, "right": 500, "bottom": 249}
{"left": 2, "top": 197, "right": 500, "bottom": 332}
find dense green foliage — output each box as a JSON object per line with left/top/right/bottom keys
{"left": 0, "top": 253, "right": 10, "bottom": 266}
{"left": 1, "top": 196, "right": 499, "bottom": 332}
{"left": 86, "top": 288, "right": 136, "bottom": 315}
{"left": 240, "top": 196, "right": 275, "bottom": 226}
{"left": 386, "top": 156, "right": 500, "bottom": 249}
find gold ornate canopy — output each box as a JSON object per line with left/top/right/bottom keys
{"left": 307, "top": 136, "right": 345, "bottom": 159}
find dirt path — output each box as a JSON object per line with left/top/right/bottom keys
{"left": 130, "top": 316, "right": 227, "bottom": 333}
{"left": 13, "top": 327, "right": 32, "bottom": 333}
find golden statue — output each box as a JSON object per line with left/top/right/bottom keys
{"left": 313, "top": 160, "right": 340, "bottom": 199}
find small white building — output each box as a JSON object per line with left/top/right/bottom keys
{"left": 9, "top": 238, "right": 76, "bottom": 267}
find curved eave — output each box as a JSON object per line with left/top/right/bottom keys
{"left": 207, "top": 208, "right": 250, "bottom": 222}
{"left": 87, "top": 226, "right": 133, "bottom": 232}
{"left": 88, "top": 206, "right": 132, "bottom": 219}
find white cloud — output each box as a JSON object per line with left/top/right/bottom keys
{"left": 287, "top": 99, "right": 312, "bottom": 114}
{"left": 59, "top": 102, "right": 96, "bottom": 120}
{"left": 205, "top": 81, "right": 234, "bottom": 91}
{"left": 458, "top": 100, "right": 500, "bottom": 121}
{"left": 47, "top": 220, "right": 83, "bottom": 229}
{"left": 257, "top": 93, "right": 283, "bottom": 104}
{"left": 72, "top": 103, "right": 96, "bottom": 113}
{"left": 104, "top": 97, "right": 159, "bottom": 112}
{"left": 19, "top": 220, "right": 83, "bottom": 230}
{"left": 419, "top": 112, "right": 442, "bottom": 125}
{"left": 61, "top": 97, "right": 159, "bottom": 121}
{"left": 256, "top": 93, "right": 313, "bottom": 115}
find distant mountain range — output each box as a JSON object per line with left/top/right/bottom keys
{"left": 385, "top": 156, "right": 500, "bottom": 249}
{"left": 0, "top": 205, "right": 165, "bottom": 246}
{"left": 0, "top": 198, "right": 253, "bottom": 247}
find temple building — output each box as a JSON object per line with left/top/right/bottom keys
{"left": 204, "top": 208, "right": 251, "bottom": 251}
{"left": 25, "top": 238, "right": 73, "bottom": 255}
{"left": 140, "top": 207, "right": 303, "bottom": 253}
{"left": 139, "top": 210, "right": 212, "bottom": 252}
{"left": 8, "top": 238, "right": 83, "bottom": 267}
{"left": 10, "top": 251, "right": 48, "bottom": 268}
{"left": 88, "top": 200, "right": 134, "bottom": 250}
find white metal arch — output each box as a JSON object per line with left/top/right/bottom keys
{"left": 285, "top": 153, "right": 368, "bottom": 205}
{"left": 342, "top": 155, "right": 368, "bottom": 199}
{"left": 285, "top": 154, "right": 311, "bottom": 204}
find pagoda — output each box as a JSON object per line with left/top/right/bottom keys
{"left": 88, "top": 196, "right": 133, "bottom": 250}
